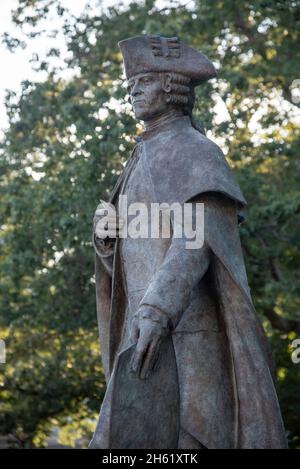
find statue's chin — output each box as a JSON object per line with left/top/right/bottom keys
{"left": 133, "top": 108, "right": 149, "bottom": 121}
{"left": 133, "top": 102, "right": 169, "bottom": 122}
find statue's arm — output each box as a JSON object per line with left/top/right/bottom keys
{"left": 130, "top": 194, "right": 218, "bottom": 378}
{"left": 138, "top": 195, "right": 213, "bottom": 330}
{"left": 130, "top": 193, "right": 241, "bottom": 378}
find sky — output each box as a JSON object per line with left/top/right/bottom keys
{"left": 0, "top": 1, "right": 196, "bottom": 134}
{"left": 0, "top": 0, "right": 90, "bottom": 132}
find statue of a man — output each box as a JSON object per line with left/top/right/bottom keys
{"left": 89, "top": 35, "right": 287, "bottom": 449}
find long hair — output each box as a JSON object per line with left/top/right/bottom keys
{"left": 163, "top": 72, "right": 205, "bottom": 135}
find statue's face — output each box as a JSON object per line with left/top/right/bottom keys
{"left": 127, "top": 72, "right": 168, "bottom": 121}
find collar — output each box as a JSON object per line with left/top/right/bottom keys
{"left": 135, "top": 114, "right": 191, "bottom": 142}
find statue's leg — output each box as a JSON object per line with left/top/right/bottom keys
{"left": 178, "top": 428, "right": 207, "bottom": 449}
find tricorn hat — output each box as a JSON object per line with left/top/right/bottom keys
{"left": 118, "top": 35, "right": 216, "bottom": 85}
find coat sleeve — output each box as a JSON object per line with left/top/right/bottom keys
{"left": 138, "top": 194, "right": 230, "bottom": 329}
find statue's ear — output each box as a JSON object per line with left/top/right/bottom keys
{"left": 162, "top": 73, "right": 172, "bottom": 93}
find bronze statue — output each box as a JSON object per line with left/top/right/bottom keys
{"left": 89, "top": 35, "right": 287, "bottom": 449}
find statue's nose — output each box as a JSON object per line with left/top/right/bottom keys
{"left": 131, "top": 81, "right": 143, "bottom": 97}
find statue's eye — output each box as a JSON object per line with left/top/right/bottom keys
{"left": 142, "top": 77, "right": 152, "bottom": 85}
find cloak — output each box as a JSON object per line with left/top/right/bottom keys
{"left": 93, "top": 116, "right": 287, "bottom": 448}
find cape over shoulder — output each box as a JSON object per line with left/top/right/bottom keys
{"left": 142, "top": 119, "right": 247, "bottom": 209}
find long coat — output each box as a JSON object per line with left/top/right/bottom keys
{"left": 90, "top": 116, "right": 287, "bottom": 449}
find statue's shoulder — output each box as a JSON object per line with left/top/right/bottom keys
{"left": 148, "top": 122, "right": 227, "bottom": 174}
{"left": 167, "top": 123, "right": 224, "bottom": 161}
{"left": 145, "top": 119, "right": 246, "bottom": 208}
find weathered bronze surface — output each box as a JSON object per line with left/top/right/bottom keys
{"left": 89, "top": 35, "right": 287, "bottom": 449}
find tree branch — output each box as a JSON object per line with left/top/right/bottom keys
{"left": 263, "top": 308, "right": 300, "bottom": 334}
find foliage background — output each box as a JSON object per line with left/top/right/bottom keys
{"left": 0, "top": 0, "right": 299, "bottom": 448}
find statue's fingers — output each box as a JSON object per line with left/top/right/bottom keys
{"left": 131, "top": 349, "right": 144, "bottom": 375}
{"left": 130, "top": 319, "right": 140, "bottom": 343}
{"left": 140, "top": 337, "right": 160, "bottom": 380}
{"left": 150, "top": 341, "right": 162, "bottom": 375}
{"left": 131, "top": 336, "right": 149, "bottom": 375}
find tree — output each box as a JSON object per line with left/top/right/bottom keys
{"left": 0, "top": 0, "right": 299, "bottom": 447}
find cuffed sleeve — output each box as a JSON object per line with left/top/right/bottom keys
{"left": 92, "top": 204, "right": 117, "bottom": 275}
{"left": 92, "top": 234, "right": 115, "bottom": 276}
{"left": 133, "top": 304, "right": 171, "bottom": 330}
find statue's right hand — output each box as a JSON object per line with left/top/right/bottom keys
{"left": 130, "top": 306, "right": 170, "bottom": 380}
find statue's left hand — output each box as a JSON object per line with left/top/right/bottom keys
{"left": 130, "top": 307, "right": 170, "bottom": 380}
